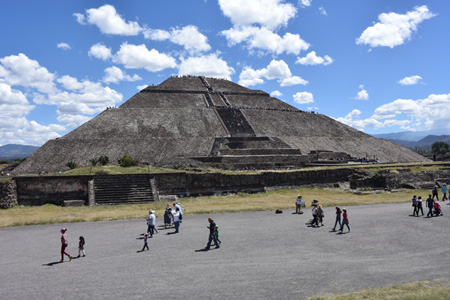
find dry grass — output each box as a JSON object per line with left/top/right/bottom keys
{"left": 0, "top": 188, "right": 428, "bottom": 227}
{"left": 308, "top": 278, "right": 450, "bottom": 300}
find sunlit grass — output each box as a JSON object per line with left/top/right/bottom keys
{"left": 0, "top": 188, "right": 429, "bottom": 227}
{"left": 308, "top": 278, "right": 450, "bottom": 300}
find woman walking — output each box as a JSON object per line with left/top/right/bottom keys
{"left": 172, "top": 207, "right": 181, "bottom": 233}
{"left": 332, "top": 207, "right": 342, "bottom": 231}
{"left": 60, "top": 228, "right": 72, "bottom": 262}
{"left": 339, "top": 209, "right": 350, "bottom": 233}
{"left": 417, "top": 196, "right": 424, "bottom": 216}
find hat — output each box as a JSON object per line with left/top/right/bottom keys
{"left": 342, "top": 208, "right": 347, "bottom": 211}
{"left": 61, "top": 228, "right": 66, "bottom": 232}
{"left": 144, "top": 233, "right": 149, "bottom": 236}
{"left": 150, "top": 210, "right": 155, "bottom": 214}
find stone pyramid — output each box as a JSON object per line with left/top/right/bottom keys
{"left": 13, "top": 76, "right": 428, "bottom": 174}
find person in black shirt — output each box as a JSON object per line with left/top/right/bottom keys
{"left": 205, "top": 217, "right": 220, "bottom": 250}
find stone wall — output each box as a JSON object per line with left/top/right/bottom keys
{"left": 0, "top": 180, "right": 18, "bottom": 209}
{"left": 16, "top": 176, "right": 91, "bottom": 206}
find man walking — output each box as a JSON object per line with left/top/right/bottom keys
{"left": 442, "top": 183, "right": 448, "bottom": 201}
{"left": 426, "top": 195, "right": 434, "bottom": 218}
{"left": 205, "top": 217, "right": 220, "bottom": 250}
{"left": 147, "top": 210, "right": 158, "bottom": 237}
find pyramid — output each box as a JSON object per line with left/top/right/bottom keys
{"left": 13, "top": 76, "right": 428, "bottom": 174}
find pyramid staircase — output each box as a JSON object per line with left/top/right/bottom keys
{"left": 93, "top": 174, "right": 154, "bottom": 205}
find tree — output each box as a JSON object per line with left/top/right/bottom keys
{"left": 118, "top": 154, "right": 137, "bottom": 167}
{"left": 431, "top": 141, "right": 449, "bottom": 155}
{"left": 89, "top": 158, "right": 99, "bottom": 166}
{"left": 98, "top": 155, "right": 109, "bottom": 166}
{"left": 65, "top": 161, "right": 77, "bottom": 169}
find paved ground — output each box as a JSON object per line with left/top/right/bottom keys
{"left": 1, "top": 202, "right": 450, "bottom": 300}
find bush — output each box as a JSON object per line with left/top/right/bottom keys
{"left": 89, "top": 158, "right": 99, "bottom": 166}
{"left": 66, "top": 161, "right": 77, "bottom": 169}
{"left": 432, "top": 141, "right": 449, "bottom": 155}
{"left": 118, "top": 154, "right": 137, "bottom": 167}
{"left": 98, "top": 155, "right": 109, "bottom": 166}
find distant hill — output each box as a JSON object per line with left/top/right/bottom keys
{"left": 0, "top": 144, "right": 39, "bottom": 159}
{"left": 372, "top": 129, "right": 448, "bottom": 142}
{"left": 386, "top": 135, "right": 450, "bottom": 151}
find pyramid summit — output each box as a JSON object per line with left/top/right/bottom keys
{"left": 14, "top": 76, "right": 428, "bottom": 174}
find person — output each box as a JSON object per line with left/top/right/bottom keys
{"left": 332, "top": 207, "right": 342, "bottom": 231}
{"left": 426, "top": 194, "right": 434, "bottom": 217}
{"left": 173, "top": 202, "right": 183, "bottom": 221}
{"left": 215, "top": 225, "right": 221, "bottom": 244}
{"left": 311, "top": 203, "right": 319, "bottom": 227}
{"left": 295, "top": 195, "right": 304, "bottom": 214}
{"left": 164, "top": 204, "right": 172, "bottom": 229}
{"left": 172, "top": 207, "right": 181, "bottom": 233}
{"left": 442, "top": 183, "right": 448, "bottom": 201}
{"left": 147, "top": 210, "right": 158, "bottom": 237}
{"left": 434, "top": 201, "right": 443, "bottom": 216}
{"left": 340, "top": 209, "right": 350, "bottom": 233}
{"left": 77, "top": 236, "right": 85, "bottom": 258}
{"left": 317, "top": 205, "right": 325, "bottom": 226}
{"left": 142, "top": 233, "right": 149, "bottom": 251}
{"left": 60, "top": 228, "right": 72, "bottom": 262}
{"left": 411, "top": 195, "right": 418, "bottom": 216}
{"left": 432, "top": 185, "right": 439, "bottom": 200}
{"left": 205, "top": 217, "right": 220, "bottom": 250}
{"left": 417, "top": 196, "right": 424, "bottom": 216}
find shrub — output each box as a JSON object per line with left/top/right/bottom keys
{"left": 65, "top": 161, "right": 77, "bottom": 169}
{"left": 118, "top": 154, "right": 137, "bottom": 167}
{"left": 89, "top": 158, "right": 99, "bottom": 166}
{"left": 98, "top": 155, "right": 109, "bottom": 166}
{"left": 432, "top": 141, "right": 449, "bottom": 155}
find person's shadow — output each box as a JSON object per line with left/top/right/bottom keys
{"left": 195, "top": 248, "right": 209, "bottom": 252}
{"left": 43, "top": 261, "right": 62, "bottom": 266}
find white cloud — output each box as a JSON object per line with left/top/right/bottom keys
{"left": 75, "top": 4, "right": 142, "bottom": 35}
{"left": 280, "top": 76, "right": 308, "bottom": 87}
{"left": 0, "top": 53, "right": 57, "bottom": 94}
{"left": 57, "top": 75, "right": 83, "bottom": 91}
{"left": 144, "top": 25, "right": 211, "bottom": 53}
{"left": 271, "top": 90, "right": 282, "bottom": 97}
{"left": 356, "top": 85, "right": 369, "bottom": 100}
{"left": 178, "top": 54, "right": 235, "bottom": 79}
{"left": 398, "top": 75, "right": 422, "bottom": 85}
{"left": 295, "top": 51, "right": 333, "bottom": 65}
{"left": 137, "top": 85, "right": 148, "bottom": 91}
{"left": 0, "top": 119, "right": 64, "bottom": 146}
{"left": 319, "top": 7, "right": 327, "bottom": 16}
{"left": 293, "top": 92, "right": 314, "bottom": 104}
{"left": 300, "top": 0, "right": 311, "bottom": 7}
{"left": 356, "top": 5, "right": 436, "bottom": 48}
{"left": 57, "top": 42, "right": 71, "bottom": 50}
{"left": 56, "top": 114, "right": 91, "bottom": 128}
{"left": 218, "top": 0, "right": 297, "bottom": 29}
{"left": 113, "top": 43, "right": 177, "bottom": 72}
{"left": 103, "top": 66, "right": 142, "bottom": 84}
{"left": 238, "top": 59, "right": 307, "bottom": 87}
{"left": 222, "top": 26, "right": 309, "bottom": 55}
{"left": 0, "top": 83, "right": 29, "bottom": 105}
{"left": 88, "top": 43, "right": 112, "bottom": 61}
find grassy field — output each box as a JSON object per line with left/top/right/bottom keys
{"left": 308, "top": 278, "right": 450, "bottom": 300}
{"left": 0, "top": 188, "right": 428, "bottom": 227}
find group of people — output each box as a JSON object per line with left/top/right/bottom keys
{"left": 432, "top": 183, "right": 448, "bottom": 201}
{"left": 295, "top": 195, "right": 350, "bottom": 233}
{"left": 412, "top": 194, "right": 444, "bottom": 217}
{"left": 59, "top": 228, "right": 85, "bottom": 263}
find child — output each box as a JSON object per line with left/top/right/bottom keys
{"left": 77, "top": 236, "right": 86, "bottom": 258}
{"left": 215, "top": 225, "right": 221, "bottom": 244}
{"left": 142, "top": 233, "right": 149, "bottom": 251}
{"left": 340, "top": 209, "right": 350, "bottom": 233}
{"left": 60, "top": 228, "right": 72, "bottom": 262}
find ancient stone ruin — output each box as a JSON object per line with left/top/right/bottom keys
{"left": 13, "top": 76, "right": 428, "bottom": 174}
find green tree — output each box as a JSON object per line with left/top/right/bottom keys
{"left": 431, "top": 141, "right": 449, "bottom": 155}
{"left": 98, "top": 155, "right": 109, "bottom": 166}
{"left": 65, "top": 161, "right": 77, "bottom": 169}
{"left": 89, "top": 158, "right": 99, "bottom": 166}
{"left": 118, "top": 154, "right": 137, "bottom": 167}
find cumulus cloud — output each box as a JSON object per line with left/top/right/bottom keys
{"left": 57, "top": 42, "right": 71, "bottom": 50}
{"left": 144, "top": 25, "right": 211, "bottom": 53}
{"left": 218, "top": 0, "right": 297, "bottom": 29}
{"left": 300, "top": 0, "right": 312, "bottom": 7}
{"left": 222, "top": 26, "right": 309, "bottom": 55}
{"left": 0, "top": 83, "right": 29, "bottom": 105}
{"left": 239, "top": 59, "right": 307, "bottom": 87}
{"left": 113, "top": 43, "right": 177, "bottom": 72}
{"left": 178, "top": 53, "right": 235, "bottom": 79}
{"left": 271, "top": 90, "right": 282, "bottom": 97}
{"left": 137, "top": 85, "right": 148, "bottom": 91}
{"left": 88, "top": 43, "right": 112, "bottom": 61}
{"left": 398, "top": 75, "right": 422, "bottom": 85}
{"left": 295, "top": 51, "right": 333, "bottom": 65}
{"left": 356, "top": 85, "right": 369, "bottom": 100}
{"left": 293, "top": 92, "right": 314, "bottom": 104}
{"left": 319, "top": 7, "right": 327, "bottom": 16}
{"left": 56, "top": 114, "right": 91, "bottom": 128}
{"left": 356, "top": 5, "right": 436, "bottom": 48}
{"left": 102, "top": 66, "right": 142, "bottom": 84}
{"left": 0, "top": 53, "right": 56, "bottom": 94}
{"left": 74, "top": 4, "right": 142, "bottom": 35}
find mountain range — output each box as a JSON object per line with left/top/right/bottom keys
{"left": 0, "top": 144, "right": 39, "bottom": 159}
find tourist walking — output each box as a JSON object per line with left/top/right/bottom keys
{"left": 172, "top": 207, "right": 181, "bottom": 233}
{"left": 426, "top": 195, "right": 435, "bottom": 217}
{"left": 412, "top": 195, "right": 418, "bottom": 216}
{"left": 332, "top": 207, "right": 342, "bottom": 231}
{"left": 205, "top": 217, "right": 220, "bottom": 250}
{"left": 164, "top": 204, "right": 172, "bottom": 229}
{"left": 432, "top": 185, "right": 439, "bottom": 200}
{"left": 317, "top": 205, "right": 325, "bottom": 226}
{"left": 295, "top": 195, "right": 304, "bottom": 214}
{"left": 173, "top": 202, "right": 183, "bottom": 221}
{"left": 442, "top": 183, "right": 448, "bottom": 201}
{"left": 147, "top": 210, "right": 158, "bottom": 237}
{"left": 60, "top": 228, "right": 72, "bottom": 262}
{"left": 311, "top": 203, "right": 319, "bottom": 227}
{"left": 340, "top": 209, "right": 350, "bottom": 233}
{"left": 77, "top": 236, "right": 85, "bottom": 258}
{"left": 142, "top": 233, "right": 149, "bottom": 251}
{"left": 417, "top": 196, "right": 424, "bottom": 216}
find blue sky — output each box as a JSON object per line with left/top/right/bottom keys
{"left": 1, "top": 0, "right": 449, "bottom": 146}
